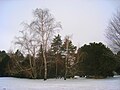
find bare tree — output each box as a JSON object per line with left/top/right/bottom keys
{"left": 15, "top": 8, "right": 61, "bottom": 80}
{"left": 106, "top": 9, "right": 120, "bottom": 53}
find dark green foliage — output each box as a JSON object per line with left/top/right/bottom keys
{"left": 0, "top": 51, "right": 10, "bottom": 76}
{"left": 48, "top": 34, "right": 64, "bottom": 78}
{"left": 51, "top": 34, "right": 62, "bottom": 54}
{"left": 115, "top": 67, "right": 120, "bottom": 75}
{"left": 114, "top": 51, "right": 120, "bottom": 75}
{"left": 77, "top": 42, "right": 116, "bottom": 78}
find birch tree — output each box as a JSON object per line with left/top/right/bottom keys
{"left": 15, "top": 8, "right": 61, "bottom": 80}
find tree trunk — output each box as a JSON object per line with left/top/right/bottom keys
{"left": 64, "top": 55, "right": 68, "bottom": 80}
{"left": 33, "top": 57, "right": 37, "bottom": 79}
{"left": 64, "top": 39, "right": 69, "bottom": 80}
{"left": 29, "top": 55, "right": 35, "bottom": 78}
{"left": 43, "top": 50, "right": 47, "bottom": 80}
{"left": 55, "top": 55, "right": 58, "bottom": 79}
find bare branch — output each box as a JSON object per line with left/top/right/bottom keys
{"left": 106, "top": 9, "right": 120, "bottom": 53}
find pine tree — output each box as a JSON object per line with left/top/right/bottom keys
{"left": 51, "top": 34, "right": 62, "bottom": 78}
{"left": 78, "top": 42, "right": 116, "bottom": 78}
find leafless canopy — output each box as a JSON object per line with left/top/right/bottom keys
{"left": 15, "top": 8, "right": 61, "bottom": 55}
{"left": 106, "top": 9, "right": 120, "bottom": 53}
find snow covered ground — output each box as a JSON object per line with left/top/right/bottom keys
{"left": 0, "top": 76, "right": 120, "bottom": 90}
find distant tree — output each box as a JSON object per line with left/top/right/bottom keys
{"left": 0, "top": 51, "right": 10, "bottom": 76}
{"left": 78, "top": 42, "right": 116, "bottom": 78}
{"left": 106, "top": 9, "right": 120, "bottom": 53}
{"left": 15, "top": 8, "right": 61, "bottom": 80}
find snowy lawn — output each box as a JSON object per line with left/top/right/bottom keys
{"left": 0, "top": 76, "right": 120, "bottom": 90}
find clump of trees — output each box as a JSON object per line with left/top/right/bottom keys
{"left": 0, "top": 41, "right": 120, "bottom": 79}
{"left": 0, "top": 42, "right": 120, "bottom": 79}
{"left": 14, "top": 8, "right": 61, "bottom": 80}
{"left": 0, "top": 8, "right": 120, "bottom": 80}
{"left": 77, "top": 42, "right": 117, "bottom": 78}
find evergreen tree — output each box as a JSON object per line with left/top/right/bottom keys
{"left": 51, "top": 34, "right": 62, "bottom": 54}
{"left": 50, "top": 34, "right": 63, "bottom": 78}
{"left": 0, "top": 51, "right": 10, "bottom": 76}
{"left": 78, "top": 42, "right": 116, "bottom": 78}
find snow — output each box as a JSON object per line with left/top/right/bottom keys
{"left": 0, "top": 76, "right": 120, "bottom": 90}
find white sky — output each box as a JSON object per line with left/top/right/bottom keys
{"left": 0, "top": 0, "right": 120, "bottom": 51}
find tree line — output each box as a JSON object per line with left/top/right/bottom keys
{"left": 0, "top": 8, "right": 120, "bottom": 80}
{"left": 0, "top": 38, "right": 120, "bottom": 80}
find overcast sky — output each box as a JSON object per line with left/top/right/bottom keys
{"left": 0, "top": 0, "right": 120, "bottom": 51}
